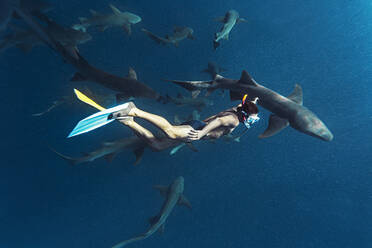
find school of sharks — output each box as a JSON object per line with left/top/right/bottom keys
{"left": 1, "top": 0, "right": 334, "bottom": 247}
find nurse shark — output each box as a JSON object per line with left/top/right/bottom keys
{"left": 112, "top": 176, "right": 191, "bottom": 248}
{"left": 166, "top": 71, "right": 334, "bottom": 141}
{"left": 213, "top": 9, "right": 246, "bottom": 49}
{"left": 72, "top": 4, "right": 141, "bottom": 35}
{"left": 142, "top": 26, "right": 195, "bottom": 47}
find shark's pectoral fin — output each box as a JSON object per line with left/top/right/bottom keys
{"left": 259, "top": 114, "right": 289, "bottom": 139}
{"left": 153, "top": 185, "right": 169, "bottom": 197}
{"left": 287, "top": 84, "right": 303, "bottom": 105}
{"left": 191, "top": 90, "right": 201, "bottom": 98}
{"left": 127, "top": 67, "right": 138, "bottom": 80}
{"left": 123, "top": 23, "right": 131, "bottom": 35}
{"left": 170, "top": 143, "right": 186, "bottom": 155}
{"left": 223, "top": 34, "right": 229, "bottom": 40}
{"left": 104, "top": 152, "right": 117, "bottom": 163}
{"left": 70, "top": 72, "right": 87, "bottom": 82}
{"left": 133, "top": 147, "right": 145, "bottom": 165}
{"left": 205, "top": 88, "right": 214, "bottom": 97}
{"left": 237, "top": 18, "right": 248, "bottom": 24}
{"left": 178, "top": 194, "right": 192, "bottom": 209}
{"left": 65, "top": 46, "right": 79, "bottom": 59}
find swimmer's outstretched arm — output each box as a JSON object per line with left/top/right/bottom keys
{"left": 188, "top": 115, "right": 237, "bottom": 141}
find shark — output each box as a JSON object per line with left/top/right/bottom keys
{"left": 142, "top": 26, "right": 195, "bottom": 47}
{"left": 112, "top": 176, "right": 191, "bottom": 248}
{"left": 50, "top": 136, "right": 147, "bottom": 165}
{"left": 0, "top": 20, "right": 91, "bottom": 53}
{"left": 45, "top": 30, "right": 161, "bottom": 101}
{"left": 72, "top": 4, "right": 141, "bottom": 35}
{"left": 1, "top": 1, "right": 57, "bottom": 51}
{"left": 213, "top": 9, "right": 246, "bottom": 50}
{"left": 201, "top": 62, "right": 226, "bottom": 79}
{"left": 165, "top": 93, "right": 213, "bottom": 112}
{"left": 166, "top": 71, "right": 334, "bottom": 141}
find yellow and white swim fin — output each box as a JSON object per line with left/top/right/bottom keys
{"left": 68, "top": 89, "right": 129, "bottom": 138}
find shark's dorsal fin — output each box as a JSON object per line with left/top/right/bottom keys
{"left": 89, "top": 9, "right": 101, "bottom": 17}
{"left": 153, "top": 185, "right": 169, "bottom": 197}
{"left": 127, "top": 67, "right": 138, "bottom": 80}
{"left": 178, "top": 194, "right": 192, "bottom": 209}
{"left": 133, "top": 147, "right": 144, "bottom": 165}
{"left": 214, "top": 74, "right": 224, "bottom": 80}
{"left": 287, "top": 84, "right": 303, "bottom": 105}
{"left": 259, "top": 114, "right": 289, "bottom": 139}
{"left": 239, "top": 70, "right": 258, "bottom": 86}
{"left": 109, "top": 4, "right": 122, "bottom": 15}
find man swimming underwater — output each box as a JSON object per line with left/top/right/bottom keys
{"left": 68, "top": 89, "right": 259, "bottom": 151}
{"left": 107, "top": 95, "right": 259, "bottom": 150}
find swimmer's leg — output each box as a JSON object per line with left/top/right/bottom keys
{"left": 113, "top": 102, "right": 195, "bottom": 140}
{"left": 119, "top": 117, "right": 179, "bottom": 151}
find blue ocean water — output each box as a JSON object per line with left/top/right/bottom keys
{"left": 1, "top": 0, "right": 371, "bottom": 247}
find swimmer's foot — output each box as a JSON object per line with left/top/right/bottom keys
{"left": 117, "top": 116, "right": 134, "bottom": 125}
{"left": 110, "top": 102, "right": 136, "bottom": 120}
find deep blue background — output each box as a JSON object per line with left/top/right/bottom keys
{"left": 1, "top": 0, "right": 371, "bottom": 247}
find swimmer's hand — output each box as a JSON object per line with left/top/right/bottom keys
{"left": 186, "top": 129, "right": 204, "bottom": 141}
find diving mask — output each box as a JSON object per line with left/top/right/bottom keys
{"left": 243, "top": 113, "right": 260, "bottom": 129}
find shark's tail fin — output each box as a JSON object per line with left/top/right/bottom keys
{"left": 68, "top": 89, "right": 130, "bottom": 138}
{"left": 142, "top": 28, "right": 168, "bottom": 45}
{"left": 48, "top": 146, "right": 78, "bottom": 165}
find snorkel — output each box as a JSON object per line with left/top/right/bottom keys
{"left": 241, "top": 94, "right": 260, "bottom": 129}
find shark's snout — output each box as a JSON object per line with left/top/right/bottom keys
{"left": 313, "top": 126, "right": 334, "bottom": 141}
